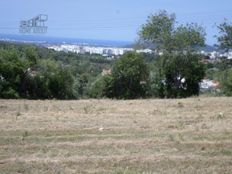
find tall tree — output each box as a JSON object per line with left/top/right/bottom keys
{"left": 139, "top": 10, "right": 205, "bottom": 53}
{"left": 139, "top": 11, "right": 206, "bottom": 98}
{"left": 217, "top": 20, "right": 232, "bottom": 51}
{"left": 217, "top": 20, "right": 232, "bottom": 96}
{"left": 139, "top": 10, "right": 175, "bottom": 52}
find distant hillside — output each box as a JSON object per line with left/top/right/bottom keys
{"left": 129, "top": 42, "right": 217, "bottom": 52}
{"left": 200, "top": 45, "right": 217, "bottom": 52}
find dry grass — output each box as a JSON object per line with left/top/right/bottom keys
{"left": 0, "top": 97, "right": 232, "bottom": 173}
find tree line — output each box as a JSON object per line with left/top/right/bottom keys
{"left": 0, "top": 42, "right": 113, "bottom": 99}
{"left": 1, "top": 10, "right": 232, "bottom": 99}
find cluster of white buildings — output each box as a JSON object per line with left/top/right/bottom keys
{"left": 47, "top": 44, "right": 232, "bottom": 61}
{"left": 200, "top": 50, "right": 232, "bottom": 60}
{"left": 47, "top": 44, "right": 132, "bottom": 56}
{"left": 200, "top": 79, "right": 220, "bottom": 90}
{"left": 47, "top": 44, "right": 152, "bottom": 56}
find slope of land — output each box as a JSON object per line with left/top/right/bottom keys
{"left": 0, "top": 97, "right": 232, "bottom": 173}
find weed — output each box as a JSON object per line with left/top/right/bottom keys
{"left": 220, "top": 149, "right": 232, "bottom": 156}
{"left": 21, "top": 131, "right": 29, "bottom": 141}
{"left": 16, "top": 111, "right": 21, "bottom": 117}
{"left": 168, "top": 134, "right": 175, "bottom": 142}
{"left": 23, "top": 103, "right": 29, "bottom": 111}
{"left": 0, "top": 105, "right": 7, "bottom": 109}
{"left": 15, "top": 111, "right": 22, "bottom": 120}
{"left": 177, "top": 102, "right": 184, "bottom": 108}
{"left": 83, "top": 105, "right": 92, "bottom": 114}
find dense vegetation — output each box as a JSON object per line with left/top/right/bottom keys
{"left": 0, "top": 40, "right": 229, "bottom": 100}
{"left": 1, "top": 11, "right": 232, "bottom": 99}
{"left": 0, "top": 42, "right": 113, "bottom": 99}
{"left": 90, "top": 52, "right": 149, "bottom": 99}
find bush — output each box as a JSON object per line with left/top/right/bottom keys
{"left": 103, "top": 52, "right": 149, "bottom": 99}
{"left": 150, "top": 53, "right": 205, "bottom": 98}
{"left": 221, "top": 69, "right": 232, "bottom": 96}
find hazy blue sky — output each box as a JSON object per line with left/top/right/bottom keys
{"left": 0, "top": 0, "right": 232, "bottom": 44}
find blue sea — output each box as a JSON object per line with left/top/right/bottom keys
{"left": 0, "top": 34, "right": 133, "bottom": 48}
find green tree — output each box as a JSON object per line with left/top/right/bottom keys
{"left": 217, "top": 20, "right": 232, "bottom": 96}
{"left": 88, "top": 75, "right": 113, "bottom": 98}
{"left": 217, "top": 20, "right": 232, "bottom": 51}
{"left": 24, "top": 46, "right": 38, "bottom": 65}
{"left": 48, "top": 68, "right": 74, "bottom": 99}
{"left": 104, "top": 52, "right": 149, "bottom": 99}
{"left": 172, "top": 24, "right": 205, "bottom": 51}
{"left": 162, "top": 53, "right": 205, "bottom": 98}
{"left": 35, "top": 59, "right": 75, "bottom": 99}
{"left": 139, "top": 11, "right": 206, "bottom": 98}
{"left": 20, "top": 59, "right": 76, "bottom": 99}
{"left": 221, "top": 69, "right": 232, "bottom": 96}
{"left": 0, "top": 49, "right": 29, "bottom": 98}
{"left": 139, "top": 10, "right": 175, "bottom": 52}
{"left": 0, "top": 41, "right": 113, "bottom": 99}
{"left": 139, "top": 10, "right": 205, "bottom": 53}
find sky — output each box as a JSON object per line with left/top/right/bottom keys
{"left": 0, "top": 0, "right": 232, "bottom": 45}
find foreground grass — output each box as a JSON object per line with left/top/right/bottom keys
{"left": 0, "top": 97, "right": 232, "bottom": 173}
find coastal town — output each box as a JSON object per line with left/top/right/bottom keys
{"left": 47, "top": 44, "right": 232, "bottom": 60}
{"left": 46, "top": 44, "right": 152, "bottom": 57}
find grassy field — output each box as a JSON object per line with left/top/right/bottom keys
{"left": 0, "top": 97, "right": 232, "bottom": 174}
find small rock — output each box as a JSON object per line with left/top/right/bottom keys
{"left": 98, "top": 127, "right": 104, "bottom": 132}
